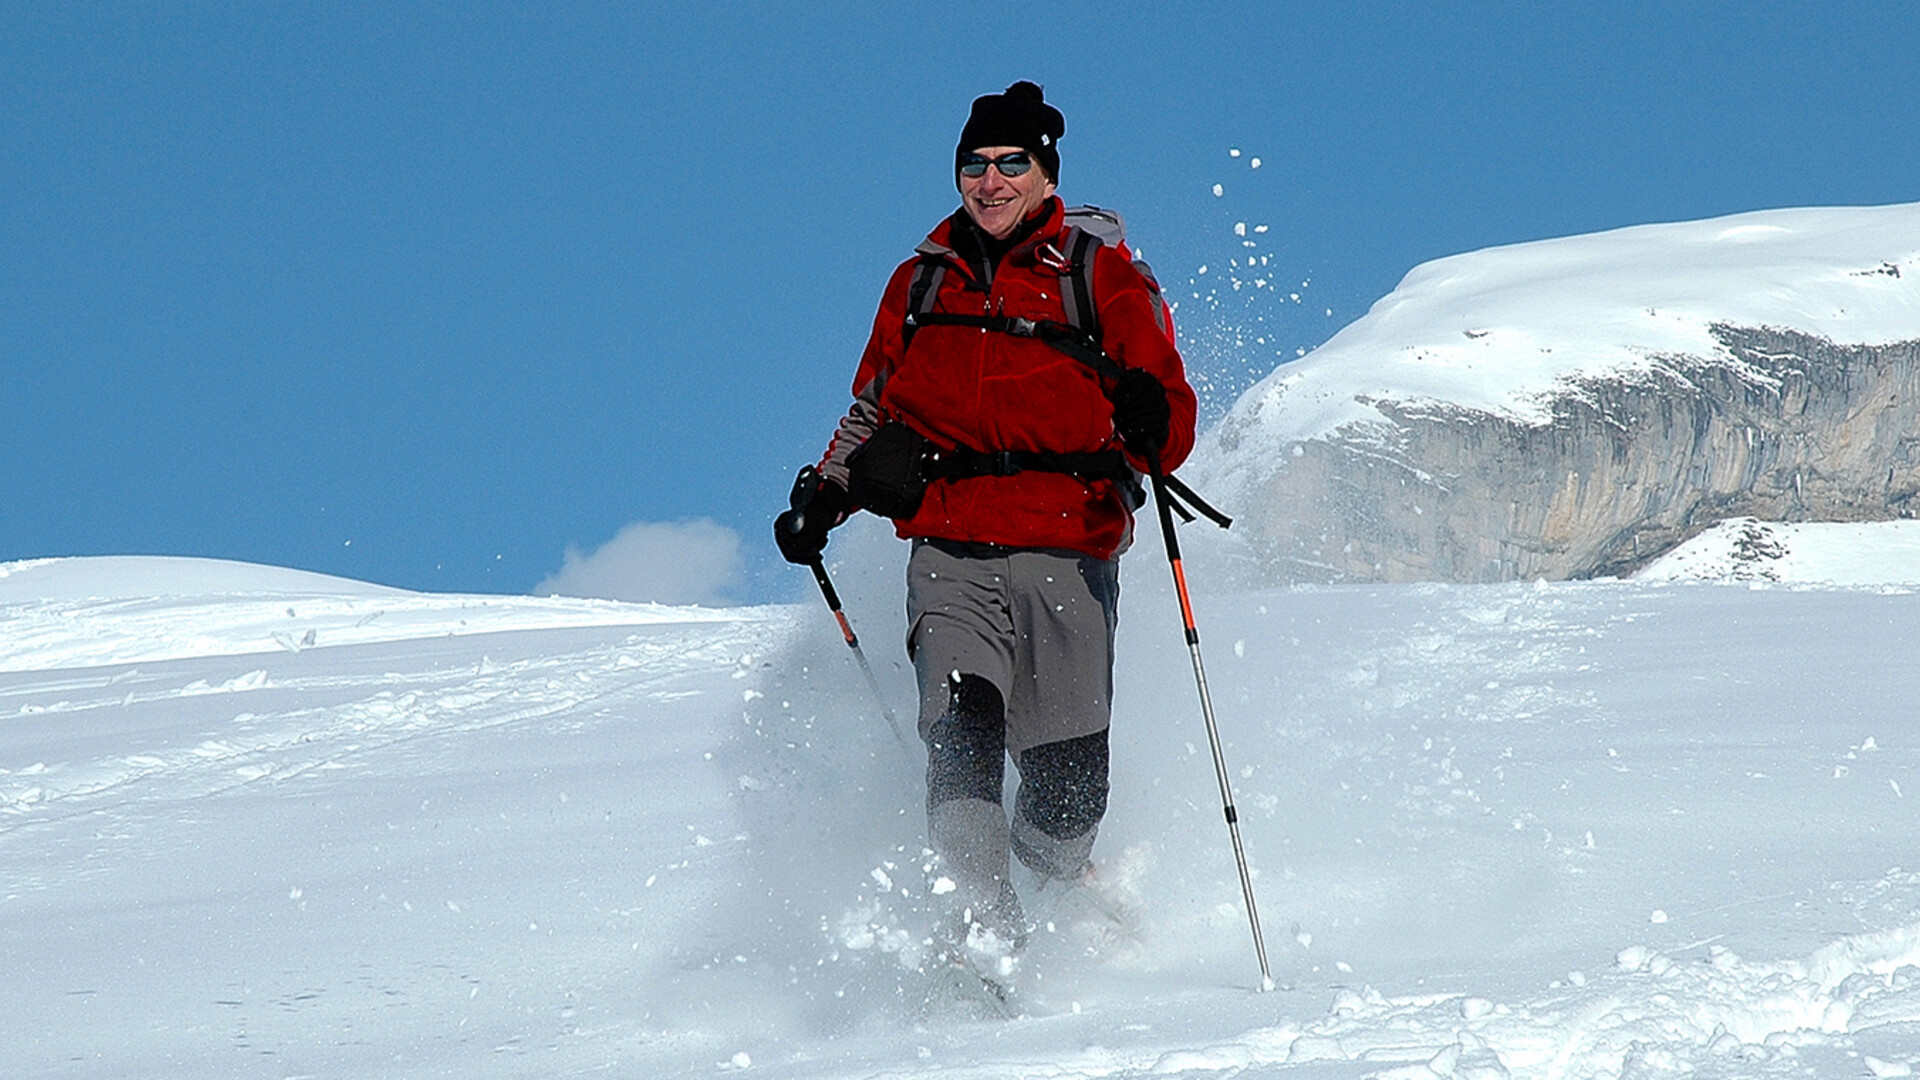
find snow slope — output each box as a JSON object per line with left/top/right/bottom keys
{"left": 0, "top": 555, "right": 739, "bottom": 673}
{"left": 1641, "top": 519, "right": 1920, "bottom": 587}
{"left": 8, "top": 555, "right": 1920, "bottom": 1078}
{"left": 1201, "top": 200, "right": 1920, "bottom": 456}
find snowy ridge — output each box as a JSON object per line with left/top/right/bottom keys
{"left": 1184, "top": 202, "right": 1920, "bottom": 588}
{"left": 1205, "top": 201, "right": 1920, "bottom": 457}
{"left": 0, "top": 555, "right": 413, "bottom": 600}
{"left": 0, "top": 555, "right": 743, "bottom": 672}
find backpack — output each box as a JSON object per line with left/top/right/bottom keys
{"left": 901, "top": 205, "right": 1174, "bottom": 352}
{"left": 873, "top": 204, "right": 1228, "bottom": 529}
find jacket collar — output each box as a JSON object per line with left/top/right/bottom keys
{"left": 918, "top": 197, "right": 1065, "bottom": 283}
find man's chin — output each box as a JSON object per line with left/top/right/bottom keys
{"left": 967, "top": 208, "right": 1015, "bottom": 237}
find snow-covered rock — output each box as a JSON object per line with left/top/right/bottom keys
{"left": 1191, "top": 202, "right": 1920, "bottom": 586}
{"left": 1638, "top": 517, "right": 1920, "bottom": 585}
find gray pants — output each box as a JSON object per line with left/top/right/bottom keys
{"left": 905, "top": 538, "right": 1119, "bottom": 942}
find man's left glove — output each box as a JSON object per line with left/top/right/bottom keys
{"left": 774, "top": 470, "right": 852, "bottom": 565}
{"left": 1110, "top": 368, "right": 1171, "bottom": 454}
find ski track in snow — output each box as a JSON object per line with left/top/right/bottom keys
{"left": 8, "top": 559, "right": 1920, "bottom": 1077}
{"left": 0, "top": 626, "right": 755, "bottom": 828}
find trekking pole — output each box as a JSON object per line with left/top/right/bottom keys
{"left": 787, "top": 467, "right": 909, "bottom": 750}
{"left": 1144, "top": 445, "right": 1273, "bottom": 990}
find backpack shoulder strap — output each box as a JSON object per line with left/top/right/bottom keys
{"left": 900, "top": 256, "right": 947, "bottom": 350}
{"left": 1059, "top": 225, "right": 1101, "bottom": 342}
{"left": 1062, "top": 204, "right": 1175, "bottom": 344}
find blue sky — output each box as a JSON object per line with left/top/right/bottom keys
{"left": 5, "top": 2, "right": 1917, "bottom": 600}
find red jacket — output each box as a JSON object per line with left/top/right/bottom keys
{"left": 821, "top": 198, "right": 1197, "bottom": 559}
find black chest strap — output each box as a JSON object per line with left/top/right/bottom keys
{"left": 889, "top": 235, "right": 1230, "bottom": 530}
{"left": 901, "top": 224, "right": 1101, "bottom": 350}
{"left": 902, "top": 311, "right": 1125, "bottom": 382}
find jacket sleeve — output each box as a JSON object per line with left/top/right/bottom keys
{"left": 818, "top": 259, "right": 919, "bottom": 492}
{"left": 1093, "top": 245, "right": 1198, "bottom": 472}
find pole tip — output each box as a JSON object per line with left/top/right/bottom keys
{"left": 1259, "top": 975, "right": 1277, "bottom": 994}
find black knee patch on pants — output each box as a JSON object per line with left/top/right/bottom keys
{"left": 1015, "top": 728, "right": 1110, "bottom": 840}
{"left": 925, "top": 673, "right": 1006, "bottom": 808}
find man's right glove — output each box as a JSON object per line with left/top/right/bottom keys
{"left": 774, "top": 469, "right": 851, "bottom": 565}
{"left": 1110, "top": 368, "right": 1172, "bottom": 454}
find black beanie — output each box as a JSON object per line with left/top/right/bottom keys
{"left": 956, "top": 81, "right": 1064, "bottom": 184}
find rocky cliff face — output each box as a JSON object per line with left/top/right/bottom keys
{"left": 1196, "top": 326, "right": 1920, "bottom": 586}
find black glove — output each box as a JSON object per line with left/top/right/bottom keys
{"left": 1109, "top": 368, "right": 1171, "bottom": 453}
{"left": 774, "top": 469, "right": 851, "bottom": 565}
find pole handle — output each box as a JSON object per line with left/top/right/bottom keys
{"left": 787, "top": 465, "right": 824, "bottom": 534}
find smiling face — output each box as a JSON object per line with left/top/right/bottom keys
{"left": 958, "top": 145, "right": 1057, "bottom": 241}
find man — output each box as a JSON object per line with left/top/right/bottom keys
{"left": 775, "top": 82, "right": 1197, "bottom": 970}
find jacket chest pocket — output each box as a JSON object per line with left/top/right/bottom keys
{"left": 992, "top": 280, "right": 1067, "bottom": 325}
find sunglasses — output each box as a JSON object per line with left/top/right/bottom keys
{"left": 958, "top": 151, "right": 1035, "bottom": 179}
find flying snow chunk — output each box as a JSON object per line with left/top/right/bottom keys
{"left": 1617, "top": 945, "right": 1654, "bottom": 971}
{"left": 1212, "top": 183, "right": 1223, "bottom": 197}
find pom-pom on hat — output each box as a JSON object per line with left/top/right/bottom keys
{"left": 956, "top": 81, "right": 1064, "bottom": 184}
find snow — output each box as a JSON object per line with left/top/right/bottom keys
{"left": 9, "top": 553, "right": 1920, "bottom": 1077}
{"left": 1204, "top": 201, "right": 1920, "bottom": 460}
{"left": 1640, "top": 518, "right": 1920, "bottom": 586}
{"left": 0, "top": 555, "right": 742, "bottom": 672}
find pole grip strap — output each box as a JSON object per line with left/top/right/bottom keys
{"left": 1159, "top": 472, "right": 1233, "bottom": 530}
